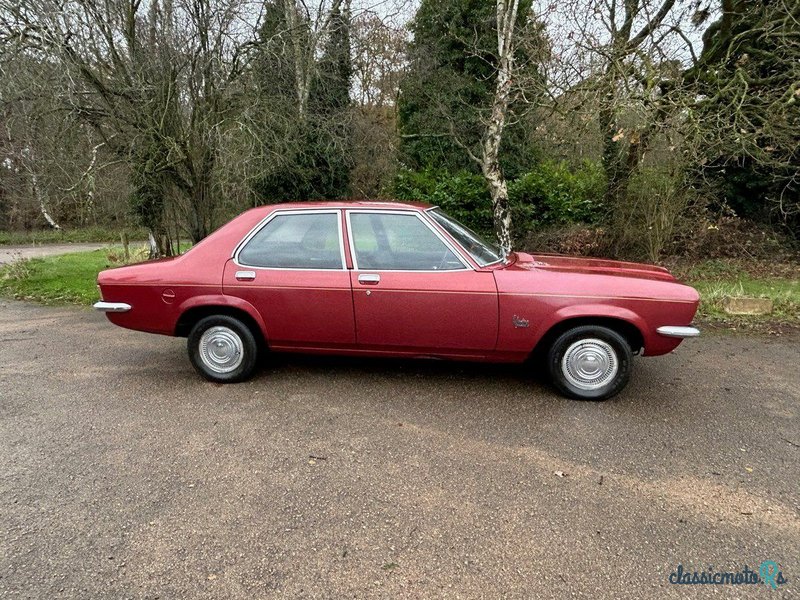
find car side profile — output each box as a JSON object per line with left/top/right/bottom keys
{"left": 94, "top": 202, "right": 700, "bottom": 400}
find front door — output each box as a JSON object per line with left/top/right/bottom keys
{"left": 346, "top": 210, "right": 498, "bottom": 355}
{"left": 223, "top": 209, "right": 355, "bottom": 348}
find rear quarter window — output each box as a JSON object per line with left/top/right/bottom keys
{"left": 238, "top": 212, "right": 343, "bottom": 269}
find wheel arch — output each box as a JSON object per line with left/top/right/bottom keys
{"left": 175, "top": 297, "right": 267, "bottom": 346}
{"left": 531, "top": 313, "right": 645, "bottom": 360}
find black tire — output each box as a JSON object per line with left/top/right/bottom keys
{"left": 187, "top": 315, "right": 259, "bottom": 383}
{"left": 546, "top": 325, "right": 632, "bottom": 401}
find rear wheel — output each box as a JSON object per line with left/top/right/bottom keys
{"left": 547, "top": 325, "right": 632, "bottom": 401}
{"left": 188, "top": 315, "right": 258, "bottom": 383}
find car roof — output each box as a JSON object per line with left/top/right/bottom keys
{"left": 251, "top": 200, "right": 433, "bottom": 212}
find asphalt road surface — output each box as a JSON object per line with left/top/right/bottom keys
{"left": 0, "top": 300, "right": 797, "bottom": 599}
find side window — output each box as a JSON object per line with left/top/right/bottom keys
{"left": 349, "top": 213, "right": 465, "bottom": 271}
{"left": 238, "top": 213, "right": 342, "bottom": 269}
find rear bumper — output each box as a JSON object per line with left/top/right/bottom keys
{"left": 657, "top": 325, "right": 700, "bottom": 338}
{"left": 93, "top": 301, "right": 132, "bottom": 313}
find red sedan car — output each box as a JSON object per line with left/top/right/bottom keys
{"left": 94, "top": 202, "right": 700, "bottom": 400}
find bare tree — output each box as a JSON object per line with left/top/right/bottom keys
{"left": 0, "top": 51, "right": 128, "bottom": 231}
{"left": 349, "top": 11, "right": 407, "bottom": 197}
{"left": 0, "top": 0, "right": 260, "bottom": 252}
{"left": 276, "top": 0, "right": 354, "bottom": 120}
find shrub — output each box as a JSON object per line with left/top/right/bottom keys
{"left": 508, "top": 160, "right": 606, "bottom": 237}
{"left": 522, "top": 225, "right": 609, "bottom": 256}
{"left": 393, "top": 161, "right": 607, "bottom": 241}
{"left": 611, "top": 168, "right": 694, "bottom": 262}
{"left": 393, "top": 168, "right": 493, "bottom": 234}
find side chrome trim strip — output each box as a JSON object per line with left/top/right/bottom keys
{"left": 657, "top": 326, "right": 700, "bottom": 338}
{"left": 93, "top": 301, "right": 132, "bottom": 313}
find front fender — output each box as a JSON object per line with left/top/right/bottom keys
{"left": 547, "top": 304, "right": 648, "bottom": 336}
{"left": 533, "top": 302, "right": 680, "bottom": 357}
{"left": 496, "top": 295, "right": 651, "bottom": 355}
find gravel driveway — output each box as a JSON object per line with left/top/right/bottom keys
{"left": 0, "top": 243, "right": 112, "bottom": 265}
{"left": 0, "top": 300, "right": 797, "bottom": 598}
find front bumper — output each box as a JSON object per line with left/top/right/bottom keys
{"left": 93, "top": 301, "right": 132, "bottom": 313}
{"left": 657, "top": 325, "right": 700, "bottom": 338}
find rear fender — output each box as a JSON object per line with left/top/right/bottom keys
{"left": 176, "top": 295, "right": 269, "bottom": 339}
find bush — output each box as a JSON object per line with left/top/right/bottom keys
{"left": 673, "top": 213, "right": 797, "bottom": 261}
{"left": 393, "top": 161, "right": 607, "bottom": 241}
{"left": 508, "top": 161, "right": 606, "bottom": 237}
{"left": 522, "top": 225, "right": 609, "bottom": 257}
{"left": 393, "top": 168, "right": 494, "bottom": 234}
{"left": 610, "top": 168, "right": 695, "bottom": 262}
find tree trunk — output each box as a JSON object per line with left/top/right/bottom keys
{"left": 484, "top": 167, "right": 512, "bottom": 254}
{"left": 480, "top": 0, "right": 519, "bottom": 256}
{"left": 599, "top": 99, "right": 622, "bottom": 206}
{"left": 482, "top": 68, "right": 513, "bottom": 254}
{"left": 188, "top": 166, "right": 213, "bottom": 243}
{"left": 31, "top": 171, "right": 61, "bottom": 230}
{"left": 284, "top": 0, "right": 310, "bottom": 119}
{"left": 147, "top": 231, "right": 160, "bottom": 259}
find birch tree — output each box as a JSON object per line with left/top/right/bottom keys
{"left": 252, "top": 0, "right": 354, "bottom": 201}
{"left": 398, "top": 0, "right": 546, "bottom": 253}
{"left": 480, "top": 0, "right": 521, "bottom": 255}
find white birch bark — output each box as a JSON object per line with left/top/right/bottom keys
{"left": 481, "top": 0, "right": 520, "bottom": 256}
{"left": 32, "top": 171, "right": 61, "bottom": 230}
{"left": 283, "top": 0, "right": 344, "bottom": 120}
{"left": 147, "top": 231, "right": 160, "bottom": 259}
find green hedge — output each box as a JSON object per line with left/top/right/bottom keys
{"left": 393, "top": 161, "right": 606, "bottom": 240}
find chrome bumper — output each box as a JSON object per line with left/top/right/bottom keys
{"left": 93, "top": 301, "right": 132, "bottom": 313}
{"left": 657, "top": 326, "right": 700, "bottom": 338}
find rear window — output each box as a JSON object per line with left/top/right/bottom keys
{"left": 238, "top": 212, "right": 343, "bottom": 269}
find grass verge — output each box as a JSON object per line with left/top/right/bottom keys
{"left": 0, "top": 226, "right": 148, "bottom": 246}
{"left": 673, "top": 259, "right": 800, "bottom": 329}
{"left": 0, "top": 246, "right": 149, "bottom": 305}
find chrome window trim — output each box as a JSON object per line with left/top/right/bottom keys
{"left": 232, "top": 209, "right": 347, "bottom": 272}
{"left": 345, "top": 209, "right": 473, "bottom": 273}
{"left": 424, "top": 206, "right": 504, "bottom": 267}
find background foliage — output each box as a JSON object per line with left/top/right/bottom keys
{"left": 0, "top": 0, "right": 796, "bottom": 260}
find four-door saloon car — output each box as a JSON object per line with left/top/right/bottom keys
{"left": 94, "top": 202, "right": 700, "bottom": 400}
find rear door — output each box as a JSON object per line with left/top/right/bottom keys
{"left": 346, "top": 210, "right": 498, "bottom": 355}
{"left": 223, "top": 209, "right": 355, "bottom": 348}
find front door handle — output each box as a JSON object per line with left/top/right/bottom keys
{"left": 358, "top": 273, "right": 380, "bottom": 285}
{"left": 235, "top": 270, "right": 256, "bottom": 281}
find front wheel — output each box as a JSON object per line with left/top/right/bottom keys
{"left": 547, "top": 325, "right": 632, "bottom": 401}
{"left": 187, "top": 315, "right": 259, "bottom": 383}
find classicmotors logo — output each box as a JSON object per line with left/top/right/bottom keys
{"left": 669, "top": 561, "right": 788, "bottom": 589}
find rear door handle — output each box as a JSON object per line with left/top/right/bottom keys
{"left": 358, "top": 273, "right": 380, "bottom": 285}
{"left": 235, "top": 270, "right": 256, "bottom": 281}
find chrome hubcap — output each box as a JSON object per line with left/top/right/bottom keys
{"left": 199, "top": 326, "right": 244, "bottom": 374}
{"left": 561, "top": 338, "right": 618, "bottom": 391}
